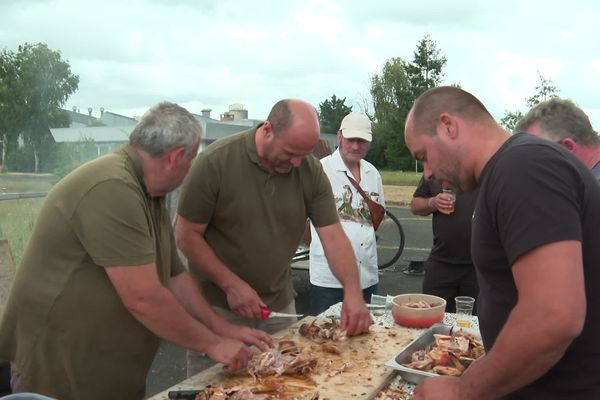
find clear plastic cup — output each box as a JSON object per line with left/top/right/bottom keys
{"left": 455, "top": 296, "right": 475, "bottom": 328}
{"left": 370, "top": 294, "right": 394, "bottom": 309}
{"left": 441, "top": 188, "right": 456, "bottom": 214}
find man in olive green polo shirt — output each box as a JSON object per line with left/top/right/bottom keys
{"left": 0, "top": 102, "right": 271, "bottom": 400}
{"left": 176, "top": 99, "right": 373, "bottom": 376}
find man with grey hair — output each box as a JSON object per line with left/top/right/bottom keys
{"left": 515, "top": 98, "right": 600, "bottom": 181}
{"left": 0, "top": 102, "right": 271, "bottom": 400}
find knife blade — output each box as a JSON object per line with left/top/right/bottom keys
{"left": 259, "top": 305, "right": 303, "bottom": 319}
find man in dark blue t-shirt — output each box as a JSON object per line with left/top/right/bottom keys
{"left": 411, "top": 176, "right": 479, "bottom": 313}
{"left": 404, "top": 86, "right": 600, "bottom": 400}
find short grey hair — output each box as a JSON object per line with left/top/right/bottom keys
{"left": 129, "top": 102, "right": 202, "bottom": 157}
{"left": 515, "top": 98, "right": 600, "bottom": 146}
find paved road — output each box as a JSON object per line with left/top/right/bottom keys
{"left": 145, "top": 205, "right": 433, "bottom": 397}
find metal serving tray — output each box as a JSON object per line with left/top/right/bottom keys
{"left": 385, "top": 323, "right": 481, "bottom": 384}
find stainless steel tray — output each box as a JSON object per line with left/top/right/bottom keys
{"left": 385, "top": 323, "right": 480, "bottom": 384}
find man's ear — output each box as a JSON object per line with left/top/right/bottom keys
{"left": 438, "top": 113, "right": 458, "bottom": 139}
{"left": 262, "top": 121, "right": 274, "bottom": 139}
{"left": 166, "top": 146, "right": 186, "bottom": 168}
{"left": 560, "top": 137, "right": 576, "bottom": 151}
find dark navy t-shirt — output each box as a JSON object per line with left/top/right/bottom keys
{"left": 413, "top": 176, "right": 478, "bottom": 264}
{"left": 472, "top": 133, "right": 600, "bottom": 399}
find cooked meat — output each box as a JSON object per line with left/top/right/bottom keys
{"left": 298, "top": 319, "right": 347, "bottom": 343}
{"left": 247, "top": 341, "right": 318, "bottom": 379}
{"left": 402, "top": 329, "right": 485, "bottom": 376}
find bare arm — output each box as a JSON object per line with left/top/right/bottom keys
{"left": 415, "top": 240, "right": 586, "bottom": 399}
{"left": 106, "top": 264, "right": 254, "bottom": 371}
{"left": 410, "top": 195, "right": 436, "bottom": 216}
{"left": 174, "top": 214, "right": 265, "bottom": 319}
{"left": 410, "top": 192, "right": 453, "bottom": 216}
{"left": 168, "top": 272, "right": 271, "bottom": 351}
{"left": 315, "top": 222, "right": 373, "bottom": 335}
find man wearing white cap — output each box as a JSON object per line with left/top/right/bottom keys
{"left": 308, "top": 112, "right": 385, "bottom": 314}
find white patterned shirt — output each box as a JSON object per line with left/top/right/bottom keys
{"left": 309, "top": 149, "right": 385, "bottom": 289}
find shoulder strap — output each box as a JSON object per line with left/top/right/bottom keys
{"left": 346, "top": 173, "right": 370, "bottom": 202}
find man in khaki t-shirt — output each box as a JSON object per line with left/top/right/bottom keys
{"left": 0, "top": 103, "right": 270, "bottom": 400}
{"left": 176, "top": 99, "right": 373, "bottom": 376}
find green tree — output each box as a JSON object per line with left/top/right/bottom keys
{"left": 318, "top": 94, "right": 353, "bottom": 133}
{"left": 526, "top": 72, "right": 560, "bottom": 107}
{"left": 0, "top": 49, "right": 25, "bottom": 172}
{"left": 499, "top": 111, "right": 524, "bottom": 133}
{"left": 12, "top": 43, "right": 79, "bottom": 172}
{"left": 406, "top": 33, "right": 447, "bottom": 97}
{"left": 501, "top": 72, "right": 560, "bottom": 132}
{"left": 368, "top": 35, "right": 448, "bottom": 170}
{"left": 369, "top": 57, "right": 412, "bottom": 170}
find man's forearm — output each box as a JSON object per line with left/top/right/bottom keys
{"left": 319, "top": 226, "right": 362, "bottom": 293}
{"left": 124, "top": 282, "right": 221, "bottom": 353}
{"left": 168, "top": 272, "right": 222, "bottom": 330}
{"left": 178, "top": 232, "right": 242, "bottom": 292}
{"left": 410, "top": 196, "right": 435, "bottom": 216}
{"left": 458, "top": 307, "right": 575, "bottom": 398}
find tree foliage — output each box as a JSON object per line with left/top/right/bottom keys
{"left": 318, "top": 94, "right": 353, "bottom": 133}
{"left": 0, "top": 42, "right": 79, "bottom": 172}
{"left": 405, "top": 33, "right": 447, "bottom": 97}
{"left": 368, "top": 34, "right": 448, "bottom": 170}
{"left": 0, "top": 49, "right": 24, "bottom": 172}
{"left": 500, "top": 72, "right": 560, "bottom": 132}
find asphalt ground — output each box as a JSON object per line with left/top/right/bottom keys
{"left": 144, "top": 205, "right": 433, "bottom": 397}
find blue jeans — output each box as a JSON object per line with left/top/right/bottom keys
{"left": 309, "top": 283, "right": 378, "bottom": 315}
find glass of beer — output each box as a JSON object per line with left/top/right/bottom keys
{"left": 442, "top": 188, "right": 456, "bottom": 214}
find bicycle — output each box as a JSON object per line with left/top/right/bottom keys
{"left": 293, "top": 209, "right": 405, "bottom": 270}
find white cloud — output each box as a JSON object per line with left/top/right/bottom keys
{"left": 294, "top": 0, "right": 344, "bottom": 42}
{"left": 366, "top": 26, "right": 385, "bottom": 37}
{"left": 1, "top": 0, "right": 599, "bottom": 126}
{"left": 350, "top": 47, "right": 380, "bottom": 71}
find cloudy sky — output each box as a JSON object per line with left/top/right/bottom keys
{"left": 2, "top": 0, "right": 600, "bottom": 127}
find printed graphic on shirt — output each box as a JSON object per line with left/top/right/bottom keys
{"left": 335, "top": 184, "right": 378, "bottom": 225}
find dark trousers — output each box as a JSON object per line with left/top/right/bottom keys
{"left": 309, "top": 283, "right": 378, "bottom": 315}
{"left": 422, "top": 258, "right": 479, "bottom": 314}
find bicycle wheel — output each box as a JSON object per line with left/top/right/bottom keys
{"left": 377, "top": 210, "right": 405, "bottom": 269}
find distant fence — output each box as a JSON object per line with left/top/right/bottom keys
{"left": 0, "top": 192, "right": 49, "bottom": 201}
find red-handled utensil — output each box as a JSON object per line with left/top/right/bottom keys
{"left": 259, "top": 305, "right": 303, "bottom": 319}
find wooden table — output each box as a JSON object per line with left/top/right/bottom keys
{"left": 146, "top": 304, "right": 479, "bottom": 400}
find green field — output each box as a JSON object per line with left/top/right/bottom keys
{"left": 0, "top": 173, "right": 54, "bottom": 193}
{"left": 0, "top": 171, "right": 418, "bottom": 268}
{"left": 380, "top": 170, "right": 422, "bottom": 186}
{"left": 0, "top": 173, "right": 54, "bottom": 267}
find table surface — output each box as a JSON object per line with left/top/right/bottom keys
{"left": 146, "top": 303, "right": 480, "bottom": 400}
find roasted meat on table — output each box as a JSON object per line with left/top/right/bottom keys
{"left": 402, "top": 330, "right": 485, "bottom": 376}
{"left": 297, "top": 319, "right": 347, "bottom": 343}
{"left": 247, "top": 340, "right": 319, "bottom": 379}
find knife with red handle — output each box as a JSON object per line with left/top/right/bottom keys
{"left": 259, "top": 305, "right": 303, "bottom": 319}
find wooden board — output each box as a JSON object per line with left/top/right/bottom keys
{"left": 148, "top": 317, "right": 419, "bottom": 400}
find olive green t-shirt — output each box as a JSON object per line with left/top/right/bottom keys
{"left": 0, "top": 145, "right": 184, "bottom": 400}
{"left": 178, "top": 125, "right": 339, "bottom": 310}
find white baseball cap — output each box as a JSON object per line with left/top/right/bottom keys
{"left": 339, "top": 112, "right": 372, "bottom": 142}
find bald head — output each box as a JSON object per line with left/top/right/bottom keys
{"left": 267, "top": 99, "right": 318, "bottom": 136}
{"left": 267, "top": 99, "right": 320, "bottom": 146}
{"left": 407, "top": 86, "right": 495, "bottom": 137}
